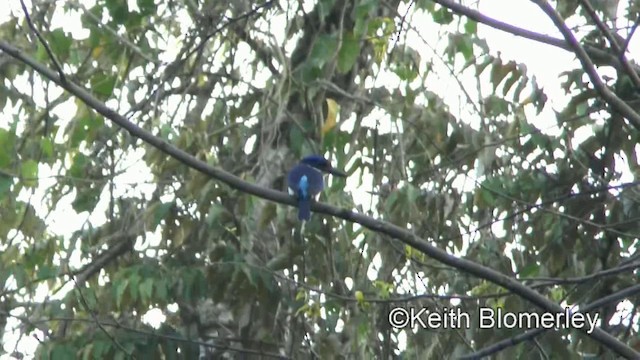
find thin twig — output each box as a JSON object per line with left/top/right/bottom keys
{"left": 460, "top": 283, "right": 640, "bottom": 359}
{"left": 19, "top": 0, "right": 66, "bottom": 84}
{"left": 622, "top": 16, "right": 640, "bottom": 54}
{"left": 72, "top": 278, "right": 134, "bottom": 358}
{"left": 68, "top": 0, "right": 160, "bottom": 65}
{"left": 531, "top": 0, "right": 640, "bottom": 131}
{"left": 430, "top": 0, "right": 639, "bottom": 74}
{"left": 579, "top": 0, "right": 640, "bottom": 88}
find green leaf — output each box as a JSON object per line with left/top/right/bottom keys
{"left": 446, "top": 33, "right": 474, "bottom": 62}
{"left": 129, "top": 271, "right": 140, "bottom": 303}
{"left": 0, "top": 176, "right": 12, "bottom": 199}
{"left": 556, "top": 0, "right": 579, "bottom": 19}
{"left": 51, "top": 344, "right": 76, "bottom": 360}
{"left": 289, "top": 126, "right": 305, "bottom": 154}
{"left": 490, "top": 60, "right": 516, "bottom": 91}
{"left": 115, "top": 278, "right": 129, "bottom": 309}
{"left": 475, "top": 56, "right": 493, "bottom": 76}
{"left": 37, "top": 264, "right": 57, "bottom": 280}
{"left": 518, "top": 263, "right": 539, "bottom": 278}
{"left": 49, "top": 29, "right": 72, "bottom": 60}
{"left": 155, "top": 279, "right": 168, "bottom": 302}
{"left": 20, "top": 159, "right": 38, "bottom": 187}
{"left": 337, "top": 32, "right": 360, "bottom": 73}
{"left": 91, "top": 73, "right": 117, "bottom": 99}
{"left": 137, "top": 0, "right": 155, "bottom": 14}
{"left": 151, "top": 201, "right": 173, "bottom": 230}
{"left": 464, "top": 20, "right": 477, "bottom": 34}
{"left": 69, "top": 153, "right": 88, "bottom": 178}
{"left": 483, "top": 95, "right": 510, "bottom": 117}
{"left": 71, "top": 186, "right": 103, "bottom": 213}
{"left": 40, "top": 137, "right": 54, "bottom": 160}
{"left": 309, "top": 34, "right": 338, "bottom": 69}
{"left": 0, "top": 128, "right": 15, "bottom": 168}
{"left": 384, "top": 191, "right": 399, "bottom": 212}
{"left": 354, "top": 0, "right": 379, "bottom": 37}
{"left": 502, "top": 71, "right": 522, "bottom": 96}
{"left": 105, "top": 0, "right": 129, "bottom": 25}
{"left": 140, "top": 278, "right": 154, "bottom": 303}
{"left": 432, "top": 7, "right": 454, "bottom": 24}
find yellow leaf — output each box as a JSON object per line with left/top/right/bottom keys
{"left": 355, "top": 290, "right": 364, "bottom": 303}
{"left": 322, "top": 98, "right": 339, "bottom": 135}
{"left": 91, "top": 46, "right": 103, "bottom": 59}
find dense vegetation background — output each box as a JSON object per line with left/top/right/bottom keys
{"left": 1, "top": 0, "right": 639, "bottom": 358}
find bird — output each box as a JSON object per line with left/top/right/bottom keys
{"left": 287, "top": 155, "right": 347, "bottom": 220}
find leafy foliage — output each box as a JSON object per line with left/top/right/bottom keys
{"left": 1, "top": 0, "right": 640, "bottom": 358}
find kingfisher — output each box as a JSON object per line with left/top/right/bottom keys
{"left": 287, "top": 155, "right": 347, "bottom": 220}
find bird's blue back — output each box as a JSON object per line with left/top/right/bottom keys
{"left": 287, "top": 163, "right": 324, "bottom": 198}
{"left": 288, "top": 155, "right": 345, "bottom": 220}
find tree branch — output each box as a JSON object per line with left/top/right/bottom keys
{"left": 432, "top": 0, "right": 640, "bottom": 132}
{"left": 530, "top": 0, "right": 640, "bottom": 131}
{"left": 19, "top": 0, "right": 66, "bottom": 84}
{"left": 0, "top": 40, "right": 638, "bottom": 358}
{"left": 578, "top": 0, "right": 640, "bottom": 88}
{"left": 461, "top": 283, "right": 640, "bottom": 359}
{"left": 430, "top": 0, "right": 638, "bottom": 73}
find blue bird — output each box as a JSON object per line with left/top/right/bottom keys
{"left": 287, "top": 155, "right": 347, "bottom": 220}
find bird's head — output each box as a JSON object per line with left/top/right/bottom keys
{"left": 300, "top": 155, "right": 347, "bottom": 177}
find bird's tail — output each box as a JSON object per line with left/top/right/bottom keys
{"left": 298, "top": 198, "right": 311, "bottom": 220}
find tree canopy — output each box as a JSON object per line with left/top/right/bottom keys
{"left": 1, "top": 0, "right": 639, "bottom": 358}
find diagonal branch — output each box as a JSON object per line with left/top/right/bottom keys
{"left": 578, "top": 0, "right": 640, "bottom": 88}
{"left": 530, "top": 0, "right": 640, "bottom": 130}
{"left": 429, "top": 0, "right": 637, "bottom": 71}
{"left": 19, "top": 0, "right": 66, "bottom": 84}
{"left": 622, "top": 17, "right": 640, "bottom": 54}
{"left": 461, "top": 283, "right": 640, "bottom": 359}
{"left": 431, "top": 0, "right": 640, "bottom": 130}
{"left": 0, "top": 40, "right": 638, "bottom": 358}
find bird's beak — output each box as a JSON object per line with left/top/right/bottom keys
{"left": 326, "top": 166, "right": 347, "bottom": 177}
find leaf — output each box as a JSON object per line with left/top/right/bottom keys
{"left": 51, "top": 344, "right": 76, "bottom": 360}
{"left": 114, "top": 278, "right": 129, "bottom": 309}
{"left": 475, "top": 56, "right": 493, "bottom": 76}
{"left": 0, "top": 128, "right": 15, "bottom": 168}
{"left": 518, "top": 263, "right": 539, "bottom": 278}
{"left": 0, "top": 176, "right": 12, "bottom": 199}
{"left": 502, "top": 70, "right": 522, "bottom": 96}
{"left": 432, "top": 7, "right": 454, "bottom": 24}
{"left": 309, "top": 34, "right": 338, "bottom": 69}
{"left": 384, "top": 190, "right": 399, "bottom": 213}
{"left": 322, "top": 98, "right": 339, "bottom": 136}
{"left": 91, "top": 45, "right": 104, "bottom": 59}
{"left": 20, "top": 159, "right": 38, "bottom": 188}
{"left": 556, "top": 0, "right": 579, "bottom": 19}
{"left": 289, "top": 126, "right": 305, "bottom": 154}
{"left": 337, "top": 32, "right": 360, "bottom": 73}
{"left": 464, "top": 20, "right": 477, "bottom": 34}
{"left": 140, "top": 278, "right": 154, "bottom": 303}
{"left": 40, "top": 137, "right": 54, "bottom": 160}
{"left": 150, "top": 201, "right": 173, "bottom": 230}
{"left": 155, "top": 279, "right": 168, "bottom": 302}
{"left": 137, "top": 0, "right": 156, "bottom": 15}
{"left": 49, "top": 29, "right": 72, "bottom": 60}
{"left": 90, "top": 72, "right": 117, "bottom": 99}
{"left": 105, "top": 0, "right": 129, "bottom": 25}
{"left": 490, "top": 60, "right": 516, "bottom": 91}
{"left": 354, "top": 0, "right": 378, "bottom": 37}
{"left": 129, "top": 271, "right": 140, "bottom": 303}
{"left": 69, "top": 153, "right": 88, "bottom": 178}
{"left": 446, "top": 33, "right": 474, "bottom": 62}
